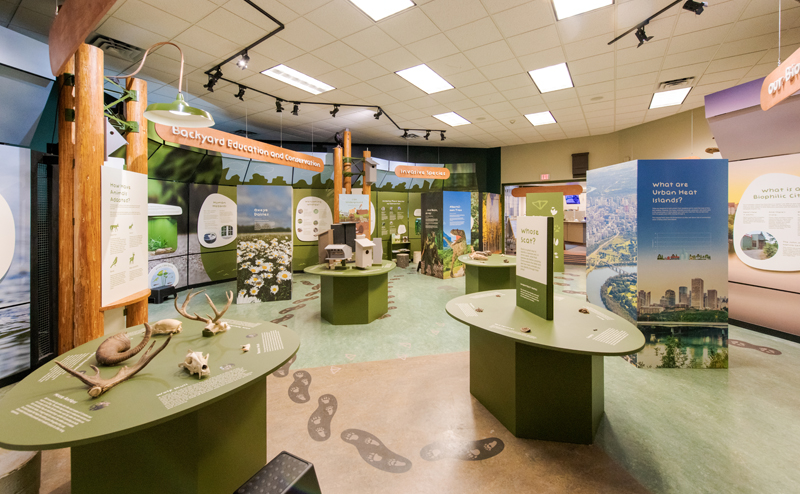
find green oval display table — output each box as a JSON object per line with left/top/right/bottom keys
{"left": 446, "top": 290, "right": 644, "bottom": 444}
{"left": 0, "top": 320, "right": 299, "bottom": 494}
{"left": 458, "top": 254, "right": 516, "bottom": 294}
{"left": 304, "top": 261, "right": 396, "bottom": 325}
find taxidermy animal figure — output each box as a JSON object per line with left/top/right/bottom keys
{"left": 151, "top": 319, "right": 182, "bottom": 335}
{"left": 55, "top": 328, "right": 171, "bottom": 398}
{"left": 179, "top": 350, "right": 210, "bottom": 379}
{"left": 174, "top": 289, "right": 233, "bottom": 337}
{"left": 444, "top": 229, "right": 468, "bottom": 275}
{"left": 95, "top": 323, "right": 153, "bottom": 366}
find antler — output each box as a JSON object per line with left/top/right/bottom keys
{"left": 55, "top": 328, "right": 172, "bottom": 398}
{"left": 204, "top": 291, "right": 233, "bottom": 323}
{"left": 174, "top": 290, "right": 212, "bottom": 324}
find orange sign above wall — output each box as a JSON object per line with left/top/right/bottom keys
{"left": 761, "top": 47, "right": 800, "bottom": 111}
{"left": 154, "top": 124, "right": 324, "bottom": 173}
{"left": 394, "top": 165, "right": 450, "bottom": 179}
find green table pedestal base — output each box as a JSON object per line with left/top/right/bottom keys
{"left": 71, "top": 377, "right": 267, "bottom": 494}
{"left": 464, "top": 265, "right": 516, "bottom": 294}
{"left": 470, "top": 326, "right": 604, "bottom": 444}
{"left": 320, "top": 274, "right": 389, "bottom": 325}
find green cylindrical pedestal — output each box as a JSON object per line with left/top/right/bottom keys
{"left": 459, "top": 254, "right": 516, "bottom": 294}
{"left": 305, "top": 261, "right": 396, "bottom": 325}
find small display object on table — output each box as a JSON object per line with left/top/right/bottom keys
{"left": 325, "top": 244, "right": 353, "bottom": 270}
{"left": 372, "top": 237, "right": 383, "bottom": 264}
{"left": 354, "top": 235, "right": 375, "bottom": 269}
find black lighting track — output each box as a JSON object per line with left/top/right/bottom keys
{"left": 202, "top": 0, "right": 448, "bottom": 140}
{"left": 607, "top": 0, "right": 683, "bottom": 46}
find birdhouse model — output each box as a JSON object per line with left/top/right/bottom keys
{"left": 354, "top": 235, "right": 375, "bottom": 269}
{"left": 325, "top": 244, "right": 352, "bottom": 269}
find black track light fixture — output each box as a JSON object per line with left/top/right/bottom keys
{"left": 235, "top": 85, "right": 245, "bottom": 101}
{"left": 402, "top": 129, "right": 409, "bottom": 139}
{"left": 635, "top": 26, "right": 653, "bottom": 48}
{"left": 292, "top": 103, "right": 299, "bottom": 116}
{"left": 237, "top": 51, "right": 250, "bottom": 70}
{"left": 440, "top": 131, "right": 446, "bottom": 141}
{"left": 374, "top": 108, "right": 383, "bottom": 120}
{"left": 204, "top": 68, "right": 223, "bottom": 92}
{"left": 682, "top": 0, "right": 707, "bottom": 15}
{"left": 424, "top": 130, "right": 431, "bottom": 140}
{"left": 275, "top": 99, "right": 284, "bottom": 113}
{"left": 330, "top": 105, "right": 340, "bottom": 118}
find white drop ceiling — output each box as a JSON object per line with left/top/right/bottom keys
{"left": 5, "top": 0, "right": 800, "bottom": 148}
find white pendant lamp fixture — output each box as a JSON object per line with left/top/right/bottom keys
{"left": 110, "top": 41, "right": 215, "bottom": 128}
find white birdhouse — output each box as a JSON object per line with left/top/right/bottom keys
{"left": 325, "top": 244, "right": 352, "bottom": 261}
{"left": 354, "top": 235, "right": 375, "bottom": 269}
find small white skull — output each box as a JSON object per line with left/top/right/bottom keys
{"left": 151, "top": 319, "right": 183, "bottom": 335}
{"left": 241, "top": 344, "right": 250, "bottom": 352}
{"left": 179, "top": 350, "right": 210, "bottom": 379}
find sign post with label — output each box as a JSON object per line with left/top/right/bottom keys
{"left": 515, "top": 215, "right": 554, "bottom": 320}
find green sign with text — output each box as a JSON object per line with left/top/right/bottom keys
{"left": 515, "top": 215, "right": 554, "bottom": 320}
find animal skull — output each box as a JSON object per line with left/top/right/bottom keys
{"left": 241, "top": 344, "right": 250, "bottom": 352}
{"left": 151, "top": 319, "right": 183, "bottom": 335}
{"left": 179, "top": 350, "right": 210, "bottom": 379}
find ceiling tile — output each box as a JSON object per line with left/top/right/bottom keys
{"left": 568, "top": 53, "right": 614, "bottom": 75}
{"left": 342, "top": 26, "right": 401, "bottom": 58}
{"left": 444, "top": 17, "right": 503, "bottom": 51}
{"left": 490, "top": 73, "right": 532, "bottom": 91}
{"left": 427, "top": 53, "right": 474, "bottom": 77}
{"left": 698, "top": 66, "right": 750, "bottom": 85}
{"left": 705, "top": 52, "right": 764, "bottom": 73}
{"left": 616, "top": 39, "right": 669, "bottom": 66}
{"left": 174, "top": 26, "right": 240, "bottom": 58}
{"left": 420, "top": 0, "right": 488, "bottom": 31}
{"left": 222, "top": 0, "right": 300, "bottom": 24}
{"left": 372, "top": 47, "right": 422, "bottom": 73}
{"left": 140, "top": 0, "right": 217, "bottom": 23}
{"left": 95, "top": 17, "right": 169, "bottom": 50}
{"left": 304, "top": 0, "right": 373, "bottom": 37}
{"left": 464, "top": 40, "right": 514, "bottom": 67}
{"left": 284, "top": 53, "right": 336, "bottom": 77}
{"left": 507, "top": 25, "right": 561, "bottom": 57}
{"left": 277, "top": 0, "right": 329, "bottom": 16}
{"left": 342, "top": 59, "right": 389, "bottom": 80}
{"left": 616, "top": 58, "right": 663, "bottom": 79}
{"left": 557, "top": 6, "right": 613, "bottom": 44}
{"left": 379, "top": 8, "right": 441, "bottom": 45}
{"left": 367, "top": 73, "right": 410, "bottom": 92}
{"left": 405, "top": 33, "right": 461, "bottom": 63}
{"left": 661, "top": 46, "right": 717, "bottom": 70}
{"left": 516, "top": 47, "right": 565, "bottom": 72}
{"left": 113, "top": 0, "right": 191, "bottom": 38}
{"left": 571, "top": 67, "right": 614, "bottom": 86}
{"left": 563, "top": 33, "right": 614, "bottom": 62}
{"left": 501, "top": 85, "right": 540, "bottom": 100}
{"left": 197, "top": 7, "right": 266, "bottom": 46}
{"left": 477, "top": 58, "right": 523, "bottom": 79}
{"left": 491, "top": 1, "right": 553, "bottom": 38}
{"left": 312, "top": 41, "right": 366, "bottom": 68}
{"left": 277, "top": 17, "right": 336, "bottom": 52}
{"left": 615, "top": 71, "right": 659, "bottom": 90}
{"left": 471, "top": 92, "right": 508, "bottom": 106}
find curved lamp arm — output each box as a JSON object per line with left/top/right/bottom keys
{"left": 109, "top": 41, "right": 185, "bottom": 92}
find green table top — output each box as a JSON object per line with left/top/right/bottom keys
{"left": 304, "top": 260, "right": 396, "bottom": 277}
{"left": 458, "top": 254, "right": 516, "bottom": 268}
{"left": 446, "top": 290, "right": 644, "bottom": 356}
{"left": 0, "top": 321, "right": 299, "bottom": 451}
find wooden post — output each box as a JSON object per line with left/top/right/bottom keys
{"left": 333, "top": 146, "right": 343, "bottom": 221}
{"left": 362, "top": 150, "right": 372, "bottom": 240}
{"left": 125, "top": 77, "right": 149, "bottom": 328}
{"left": 73, "top": 44, "right": 104, "bottom": 345}
{"left": 57, "top": 56, "right": 75, "bottom": 354}
{"left": 343, "top": 129, "right": 352, "bottom": 194}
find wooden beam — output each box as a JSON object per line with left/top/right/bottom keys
{"left": 343, "top": 129, "right": 352, "bottom": 194}
{"left": 48, "top": 0, "right": 116, "bottom": 76}
{"left": 57, "top": 56, "right": 75, "bottom": 355}
{"left": 73, "top": 44, "right": 104, "bottom": 345}
{"left": 362, "top": 150, "right": 371, "bottom": 240}
{"left": 511, "top": 184, "right": 584, "bottom": 198}
{"left": 333, "top": 146, "right": 343, "bottom": 221}
{"left": 124, "top": 78, "right": 149, "bottom": 328}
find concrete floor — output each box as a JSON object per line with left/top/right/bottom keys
{"left": 2, "top": 264, "right": 799, "bottom": 493}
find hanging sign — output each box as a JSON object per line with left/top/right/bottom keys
{"left": 761, "top": 47, "right": 800, "bottom": 111}
{"left": 154, "top": 124, "right": 324, "bottom": 172}
{"left": 394, "top": 165, "right": 450, "bottom": 179}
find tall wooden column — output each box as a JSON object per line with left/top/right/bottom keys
{"left": 125, "top": 77, "right": 149, "bottom": 328}
{"left": 362, "top": 150, "right": 372, "bottom": 240}
{"left": 73, "top": 44, "right": 104, "bottom": 345}
{"left": 57, "top": 56, "right": 75, "bottom": 354}
{"left": 333, "top": 146, "right": 343, "bottom": 219}
{"left": 343, "top": 129, "right": 352, "bottom": 194}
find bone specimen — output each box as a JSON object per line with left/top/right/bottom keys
{"left": 55, "top": 329, "right": 171, "bottom": 398}
{"left": 241, "top": 344, "right": 250, "bottom": 352}
{"left": 469, "top": 252, "right": 489, "bottom": 261}
{"left": 579, "top": 308, "right": 590, "bottom": 314}
{"left": 151, "top": 318, "right": 183, "bottom": 335}
{"left": 95, "top": 323, "right": 153, "bottom": 366}
{"left": 174, "top": 289, "right": 233, "bottom": 337}
{"left": 179, "top": 350, "right": 210, "bottom": 379}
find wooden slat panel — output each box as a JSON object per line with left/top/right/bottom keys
{"left": 57, "top": 56, "right": 75, "bottom": 354}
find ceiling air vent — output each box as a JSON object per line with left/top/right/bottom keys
{"left": 233, "top": 130, "right": 258, "bottom": 137}
{"left": 90, "top": 35, "right": 144, "bottom": 62}
{"left": 658, "top": 77, "right": 694, "bottom": 90}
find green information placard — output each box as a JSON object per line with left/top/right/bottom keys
{"left": 526, "top": 192, "right": 564, "bottom": 272}
{"left": 515, "top": 215, "right": 554, "bottom": 320}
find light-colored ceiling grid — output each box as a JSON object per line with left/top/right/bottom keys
{"left": 8, "top": 0, "right": 800, "bottom": 148}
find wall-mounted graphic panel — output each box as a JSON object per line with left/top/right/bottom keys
{"left": 482, "top": 193, "right": 502, "bottom": 254}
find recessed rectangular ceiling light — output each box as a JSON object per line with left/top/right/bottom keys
{"left": 396, "top": 64, "right": 454, "bottom": 95}
{"left": 261, "top": 64, "right": 335, "bottom": 95}
{"left": 349, "top": 0, "right": 415, "bottom": 22}
{"left": 649, "top": 87, "right": 691, "bottom": 109}
{"left": 528, "top": 63, "right": 574, "bottom": 93}
{"left": 525, "top": 111, "right": 557, "bottom": 126}
{"left": 433, "top": 112, "right": 470, "bottom": 127}
{"left": 552, "top": 0, "right": 613, "bottom": 20}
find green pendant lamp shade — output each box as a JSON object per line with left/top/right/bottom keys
{"left": 144, "top": 93, "right": 215, "bottom": 128}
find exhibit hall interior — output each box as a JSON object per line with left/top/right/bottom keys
{"left": 1, "top": 0, "right": 799, "bottom": 493}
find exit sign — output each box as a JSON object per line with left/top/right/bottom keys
{"left": 540, "top": 174, "right": 550, "bottom": 180}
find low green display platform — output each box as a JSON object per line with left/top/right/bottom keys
{"left": 446, "top": 290, "right": 644, "bottom": 444}
{"left": 0, "top": 321, "right": 299, "bottom": 494}
{"left": 458, "top": 254, "right": 516, "bottom": 294}
{"left": 304, "top": 261, "right": 396, "bottom": 325}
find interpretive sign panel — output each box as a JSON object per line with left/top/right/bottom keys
{"left": 516, "top": 215, "right": 553, "bottom": 320}
{"left": 101, "top": 167, "right": 148, "bottom": 307}
{"left": 339, "top": 193, "right": 374, "bottom": 237}
{"left": 295, "top": 195, "right": 332, "bottom": 242}
{"left": 526, "top": 192, "right": 564, "bottom": 272}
